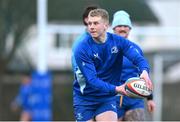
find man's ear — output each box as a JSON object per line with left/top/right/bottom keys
{"left": 104, "top": 23, "right": 109, "bottom": 30}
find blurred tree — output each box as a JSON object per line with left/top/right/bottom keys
{"left": 48, "top": 0, "right": 158, "bottom": 24}
{"left": 0, "top": 0, "right": 36, "bottom": 73}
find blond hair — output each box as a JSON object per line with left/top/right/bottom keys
{"left": 88, "top": 8, "right": 109, "bottom": 24}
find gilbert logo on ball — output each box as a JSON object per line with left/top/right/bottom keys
{"left": 125, "top": 77, "right": 152, "bottom": 98}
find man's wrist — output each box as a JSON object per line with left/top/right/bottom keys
{"left": 147, "top": 94, "right": 153, "bottom": 100}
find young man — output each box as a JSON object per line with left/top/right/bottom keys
{"left": 73, "top": 8, "right": 153, "bottom": 121}
{"left": 112, "top": 10, "right": 156, "bottom": 121}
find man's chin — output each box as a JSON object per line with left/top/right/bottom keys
{"left": 90, "top": 34, "right": 97, "bottom": 38}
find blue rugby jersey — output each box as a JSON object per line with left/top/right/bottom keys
{"left": 73, "top": 32, "right": 149, "bottom": 104}
{"left": 14, "top": 82, "right": 32, "bottom": 112}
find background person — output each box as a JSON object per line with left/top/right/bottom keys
{"left": 112, "top": 10, "right": 156, "bottom": 121}
{"left": 10, "top": 74, "right": 32, "bottom": 121}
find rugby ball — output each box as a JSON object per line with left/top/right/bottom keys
{"left": 125, "top": 77, "right": 152, "bottom": 98}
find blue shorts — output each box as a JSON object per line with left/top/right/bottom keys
{"left": 74, "top": 100, "right": 117, "bottom": 121}
{"left": 116, "top": 95, "right": 145, "bottom": 118}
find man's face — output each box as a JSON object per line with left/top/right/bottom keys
{"left": 113, "top": 25, "right": 131, "bottom": 38}
{"left": 87, "top": 16, "right": 108, "bottom": 39}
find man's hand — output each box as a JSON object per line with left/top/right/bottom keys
{"left": 115, "top": 84, "right": 127, "bottom": 95}
{"left": 140, "top": 70, "right": 153, "bottom": 90}
{"left": 147, "top": 100, "right": 156, "bottom": 113}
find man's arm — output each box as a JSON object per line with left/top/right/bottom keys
{"left": 120, "top": 38, "right": 153, "bottom": 89}
{"left": 147, "top": 93, "right": 156, "bottom": 112}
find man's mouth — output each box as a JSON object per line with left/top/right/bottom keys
{"left": 119, "top": 31, "right": 127, "bottom": 33}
